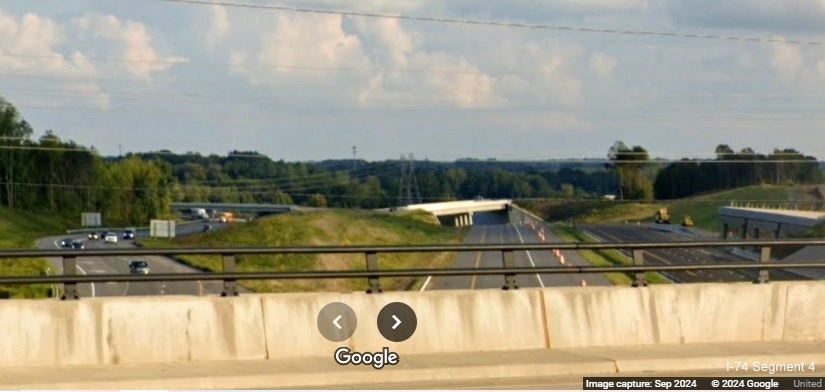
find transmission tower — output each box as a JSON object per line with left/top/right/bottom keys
{"left": 397, "top": 153, "right": 421, "bottom": 206}
{"left": 352, "top": 145, "right": 357, "bottom": 170}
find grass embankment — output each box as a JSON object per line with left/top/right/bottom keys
{"left": 0, "top": 209, "right": 78, "bottom": 298}
{"left": 552, "top": 225, "right": 670, "bottom": 285}
{"left": 527, "top": 185, "right": 795, "bottom": 232}
{"left": 139, "top": 209, "right": 468, "bottom": 292}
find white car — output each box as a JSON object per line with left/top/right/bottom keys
{"left": 104, "top": 232, "right": 118, "bottom": 244}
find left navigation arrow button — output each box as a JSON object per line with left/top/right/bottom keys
{"left": 317, "top": 302, "right": 357, "bottom": 342}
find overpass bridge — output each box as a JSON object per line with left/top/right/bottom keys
{"left": 718, "top": 205, "right": 825, "bottom": 239}
{"left": 398, "top": 199, "right": 512, "bottom": 226}
{"left": 171, "top": 202, "right": 299, "bottom": 216}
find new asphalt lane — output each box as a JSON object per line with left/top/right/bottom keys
{"left": 427, "top": 223, "right": 610, "bottom": 290}
{"left": 37, "top": 222, "right": 226, "bottom": 298}
{"left": 582, "top": 224, "right": 807, "bottom": 283}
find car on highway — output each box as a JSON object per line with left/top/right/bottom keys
{"left": 104, "top": 232, "right": 118, "bottom": 244}
{"left": 129, "top": 260, "right": 149, "bottom": 274}
{"left": 71, "top": 240, "right": 85, "bottom": 250}
{"left": 88, "top": 232, "right": 100, "bottom": 240}
{"left": 122, "top": 229, "right": 135, "bottom": 239}
{"left": 60, "top": 238, "right": 74, "bottom": 248}
{"left": 203, "top": 224, "right": 212, "bottom": 232}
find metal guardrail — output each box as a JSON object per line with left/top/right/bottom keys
{"left": 1, "top": 239, "right": 824, "bottom": 300}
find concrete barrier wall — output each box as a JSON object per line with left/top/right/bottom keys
{"left": 1, "top": 281, "right": 823, "bottom": 368}
{"left": 261, "top": 290, "right": 547, "bottom": 359}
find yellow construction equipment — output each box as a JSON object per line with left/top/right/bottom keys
{"left": 654, "top": 208, "right": 671, "bottom": 224}
{"left": 682, "top": 215, "right": 694, "bottom": 227}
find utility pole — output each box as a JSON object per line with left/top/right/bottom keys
{"left": 352, "top": 145, "right": 357, "bottom": 170}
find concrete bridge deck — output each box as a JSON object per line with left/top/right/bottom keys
{"left": 5, "top": 341, "right": 824, "bottom": 389}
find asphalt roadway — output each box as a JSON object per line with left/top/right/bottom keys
{"left": 426, "top": 223, "right": 610, "bottom": 290}
{"left": 582, "top": 224, "right": 806, "bottom": 283}
{"left": 37, "top": 222, "right": 226, "bottom": 298}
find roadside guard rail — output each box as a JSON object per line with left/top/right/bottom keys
{"left": 1, "top": 239, "right": 825, "bottom": 299}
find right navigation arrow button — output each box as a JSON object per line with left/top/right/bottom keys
{"left": 377, "top": 302, "right": 417, "bottom": 342}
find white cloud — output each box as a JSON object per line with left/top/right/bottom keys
{"left": 206, "top": 5, "right": 229, "bottom": 47}
{"left": 229, "top": 13, "right": 371, "bottom": 87}
{"left": 0, "top": 8, "right": 108, "bottom": 108}
{"left": 770, "top": 42, "right": 803, "bottom": 79}
{"left": 590, "top": 52, "right": 617, "bottom": 78}
{"left": 75, "top": 13, "right": 189, "bottom": 80}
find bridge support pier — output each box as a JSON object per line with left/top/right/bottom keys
{"left": 61, "top": 256, "right": 78, "bottom": 300}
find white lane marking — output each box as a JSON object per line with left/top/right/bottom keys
{"left": 513, "top": 226, "right": 546, "bottom": 288}
{"left": 419, "top": 276, "right": 432, "bottom": 292}
{"left": 76, "top": 264, "right": 96, "bottom": 297}
{"left": 54, "top": 239, "right": 96, "bottom": 297}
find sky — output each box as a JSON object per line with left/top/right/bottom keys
{"left": 3, "top": 0, "right": 825, "bottom": 161}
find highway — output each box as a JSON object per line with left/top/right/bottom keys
{"left": 582, "top": 224, "right": 806, "bottom": 283}
{"left": 37, "top": 221, "right": 226, "bottom": 298}
{"left": 427, "top": 223, "right": 610, "bottom": 290}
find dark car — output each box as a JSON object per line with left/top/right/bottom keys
{"left": 123, "top": 229, "right": 135, "bottom": 239}
{"left": 203, "top": 224, "right": 212, "bottom": 232}
{"left": 129, "top": 260, "right": 149, "bottom": 274}
{"left": 60, "top": 238, "right": 74, "bottom": 248}
{"left": 71, "top": 240, "right": 85, "bottom": 250}
{"left": 88, "top": 232, "right": 100, "bottom": 240}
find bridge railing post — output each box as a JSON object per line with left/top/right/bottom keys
{"left": 61, "top": 256, "right": 78, "bottom": 300}
{"left": 501, "top": 250, "right": 518, "bottom": 290}
{"left": 221, "top": 254, "right": 239, "bottom": 296}
{"left": 754, "top": 246, "right": 771, "bottom": 284}
{"left": 631, "top": 249, "right": 648, "bottom": 287}
{"left": 365, "top": 252, "right": 382, "bottom": 293}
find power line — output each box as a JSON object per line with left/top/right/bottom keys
{"left": 12, "top": 84, "right": 825, "bottom": 106}
{"left": 0, "top": 54, "right": 478, "bottom": 74}
{"left": 157, "top": 0, "right": 825, "bottom": 47}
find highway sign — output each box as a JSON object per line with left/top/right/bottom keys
{"left": 81, "top": 212, "right": 101, "bottom": 227}
{"left": 150, "top": 219, "right": 176, "bottom": 238}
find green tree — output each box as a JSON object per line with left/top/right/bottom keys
{"left": 606, "top": 141, "right": 653, "bottom": 201}
{"left": 308, "top": 193, "right": 327, "bottom": 207}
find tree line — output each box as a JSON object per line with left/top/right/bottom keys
{"left": 0, "top": 97, "right": 172, "bottom": 225}
{"left": 2, "top": 94, "right": 824, "bottom": 226}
